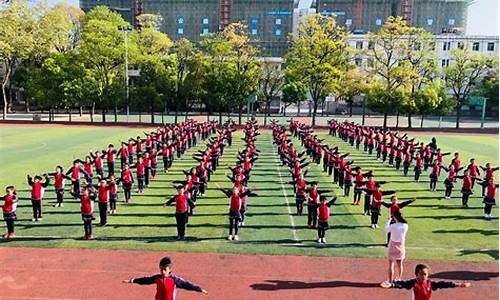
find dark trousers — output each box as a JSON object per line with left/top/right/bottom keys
{"left": 4, "top": 213, "right": 15, "bottom": 233}
{"left": 445, "top": 182, "right": 453, "bottom": 197}
{"left": 31, "top": 199, "right": 42, "bottom": 220}
{"left": 123, "top": 183, "right": 132, "bottom": 201}
{"left": 371, "top": 207, "right": 380, "bottom": 225}
{"left": 430, "top": 176, "right": 438, "bottom": 190}
{"left": 110, "top": 195, "right": 117, "bottom": 210}
{"left": 353, "top": 189, "right": 362, "bottom": 203}
{"left": 414, "top": 168, "right": 421, "bottom": 181}
{"left": 364, "top": 194, "right": 372, "bottom": 214}
{"left": 120, "top": 158, "right": 127, "bottom": 171}
{"left": 484, "top": 204, "right": 494, "bottom": 215}
{"left": 128, "top": 154, "right": 134, "bottom": 165}
{"left": 403, "top": 162, "right": 410, "bottom": 175}
{"left": 138, "top": 176, "right": 145, "bottom": 191}
{"left": 56, "top": 189, "right": 64, "bottom": 204}
{"left": 145, "top": 168, "right": 150, "bottom": 186}
{"left": 163, "top": 158, "right": 169, "bottom": 170}
{"left": 333, "top": 168, "right": 339, "bottom": 183}
{"left": 96, "top": 168, "right": 104, "bottom": 178}
{"left": 82, "top": 214, "right": 93, "bottom": 237}
{"left": 107, "top": 161, "right": 114, "bottom": 176}
{"left": 307, "top": 204, "right": 318, "bottom": 227}
{"left": 229, "top": 217, "right": 239, "bottom": 235}
{"left": 395, "top": 158, "right": 402, "bottom": 170}
{"left": 317, "top": 221, "right": 328, "bottom": 238}
{"left": 295, "top": 196, "right": 305, "bottom": 216}
{"left": 98, "top": 202, "right": 108, "bottom": 225}
{"left": 175, "top": 212, "right": 188, "bottom": 239}
{"left": 338, "top": 172, "right": 345, "bottom": 188}
{"left": 71, "top": 180, "right": 80, "bottom": 198}
{"left": 344, "top": 184, "right": 351, "bottom": 196}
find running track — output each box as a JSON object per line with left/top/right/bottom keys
{"left": 0, "top": 247, "right": 497, "bottom": 299}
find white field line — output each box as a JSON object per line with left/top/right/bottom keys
{"left": 271, "top": 135, "right": 299, "bottom": 242}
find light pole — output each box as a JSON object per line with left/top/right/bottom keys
{"left": 119, "top": 25, "right": 133, "bottom": 123}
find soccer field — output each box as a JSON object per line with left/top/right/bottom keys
{"left": 0, "top": 125, "right": 498, "bottom": 262}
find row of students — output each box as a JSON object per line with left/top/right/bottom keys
{"left": 164, "top": 123, "right": 234, "bottom": 241}
{"left": 273, "top": 121, "right": 337, "bottom": 243}
{"left": 328, "top": 119, "right": 499, "bottom": 219}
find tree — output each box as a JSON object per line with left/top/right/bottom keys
{"left": 281, "top": 79, "right": 307, "bottom": 117}
{"left": 413, "top": 81, "right": 448, "bottom": 128}
{"left": 285, "top": 14, "right": 349, "bottom": 126}
{"left": 403, "top": 27, "right": 438, "bottom": 128}
{"left": 472, "top": 71, "right": 499, "bottom": 118}
{"left": 444, "top": 48, "right": 497, "bottom": 128}
{"left": 366, "top": 16, "right": 413, "bottom": 128}
{"left": 0, "top": 0, "right": 36, "bottom": 119}
{"left": 222, "top": 23, "right": 261, "bottom": 125}
{"left": 79, "top": 6, "right": 131, "bottom": 122}
{"left": 258, "top": 62, "right": 283, "bottom": 125}
{"left": 336, "top": 68, "right": 370, "bottom": 116}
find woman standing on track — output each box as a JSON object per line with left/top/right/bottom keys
{"left": 384, "top": 211, "right": 408, "bottom": 282}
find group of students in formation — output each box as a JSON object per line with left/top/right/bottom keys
{"left": 1, "top": 119, "right": 219, "bottom": 239}
{"left": 328, "top": 119, "right": 499, "bottom": 219}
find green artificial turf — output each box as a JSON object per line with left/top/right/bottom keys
{"left": 0, "top": 126, "right": 498, "bottom": 262}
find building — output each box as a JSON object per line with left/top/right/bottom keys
{"left": 80, "top": 0, "right": 297, "bottom": 57}
{"left": 312, "top": 0, "right": 468, "bottom": 35}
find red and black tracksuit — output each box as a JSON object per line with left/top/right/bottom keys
{"left": 80, "top": 192, "right": 96, "bottom": 238}
{"left": 121, "top": 169, "right": 134, "bottom": 202}
{"left": 307, "top": 188, "right": 319, "bottom": 227}
{"left": 369, "top": 190, "right": 395, "bottom": 226}
{"left": 166, "top": 194, "right": 193, "bottom": 240}
{"left": 317, "top": 198, "right": 337, "bottom": 240}
{"left": 483, "top": 183, "right": 499, "bottom": 216}
{"left": 27, "top": 176, "right": 50, "bottom": 221}
{"left": 390, "top": 278, "right": 460, "bottom": 300}
{"left": 2, "top": 194, "right": 17, "bottom": 235}
{"left": 130, "top": 273, "right": 204, "bottom": 300}
{"left": 97, "top": 183, "right": 112, "bottom": 225}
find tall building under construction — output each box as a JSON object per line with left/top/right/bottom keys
{"left": 80, "top": 0, "right": 470, "bottom": 57}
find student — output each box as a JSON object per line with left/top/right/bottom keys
{"left": 120, "top": 164, "right": 134, "bottom": 204}
{"left": 103, "top": 144, "right": 117, "bottom": 177}
{"left": 108, "top": 175, "right": 120, "bottom": 214}
{"left": 220, "top": 187, "right": 255, "bottom": 241}
{"left": 122, "top": 256, "right": 208, "bottom": 298}
{"left": 306, "top": 182, "right": 320, "bottom": 228}
{"left": 165, "top": 186, "right": 194, "bottom": 241}
{"left": 75, "top": 156, "right": 94, "bottom": 183}
{"left": 384, "top": 211, "right": 408, "bottom": 282}
{"left": 27, "top": 174, "right": 50, "bottom": 222}
{"left": 131, "top": 156, "right": 146, "bottom": 193}
{"left": 239, "top": 185, "right": 257, "bottom": 226}
{"left": 466, "top": 158, "right": 481, "bottom": 190}
{"left": 480, "top": 163, "right": 499, "bottom": 196}
{"left": 1, "top": 186, "right": 18, "bottom": 238}
{"left": 369, "top": 185, "right": 396, "bottom": 229}
{"left": 456, "top": 170, "right": 481, "bottom": 208}
{"left": 381, "top": 263, "right": 471, "bottom": 299}
{"left": 66, "top": 160, "right": 88, "bottom": 199}
{"left": 483, "top": 179, "right": 499, "bottom": 220}
{"left": 47, "top": 166, "right": 71, "bottom": 207}
{"left": 429, "top": 160, "right": 441, "bottom": 192}
{"left": 440, "top": 165, "right": 463, "bottom": 200}
{"left": 90, "top": 151, "right": 105, "bottom": 178}
{"left": 317, "top": 196, "right": 337, "bottom": 244}
{"left": 80, "top": 186, "right": 97, "bottom": 240}
{"left": 118, "top": 144, "right": 129, "bottom": 171}
{"left": 96, "top": 179, "right": 111, "bottom": 226}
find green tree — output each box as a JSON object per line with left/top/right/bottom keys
{"left": 444, "top": 48, "right": 497, "bottom": 128}
{"left": 336, "top": 68, "right": 370, "bottom": 117}
{"left": 79, "top": 6, "right": 131, "bottom": 122}
{"left": 285, "top": 14, "right": 349, "bottom": 126}
{"left": 414, "top": 81, "right": 447, "bottom": 128}
{"left": 223, "top": 23, "right": 261, "bottom": 125}
{"left": 281, "top": 79, "right": 307, "bottom": 117}
{"left": 472, "top": 71, "right": 498, "bottom": 118}
{"left": 0, "top": 0, "right": 36, "bottom": 119}
{"left": 366, "top": 16, "right": 413, "bottom": 128}
{"left": 258, "top": 62, "right": 283, "bottom": 125}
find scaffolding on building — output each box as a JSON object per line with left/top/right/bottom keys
{"left": 219, "top": 0, "right": 232, "bottom": 30}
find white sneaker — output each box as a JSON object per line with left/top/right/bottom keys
{"left": 233, "top": 235, "right": 239, "bottom": 241}
{"left": 484, "top": 214, "right": 489, "bottom": 219}
{"left": 241, "top": 221, "right": 245, "bottom": 226}
{"left": 375, "top": 224, "right": 379, "bottom": 228}
{"left": 32, "top": 218, "right": 36, "bottom": 222}
{"left": 322, "top": 238, "right": 326, "bottom": 243}
{"left": 370, "top": 224, "right": 375, "bottom": 229}
{"left": 228, "top": 235, "right": 233, "bottom": 240}
{"left": 317, "top": 238, "right": 322, "bottom": 243}
{"left": 60, "top": 203, "right": 64, "bottom": 207}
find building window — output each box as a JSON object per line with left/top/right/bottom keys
{"left": 356, "top": 41, "right": 363, "bottom": 49}
{"left": 441, "top": 59, "right": 450, "bottom": 67}
{"left": 448, "top": 19, "right": 455, "bottom": 25}
{"left": 427, "top": 18, "right": 433, "bottom": 26}
{"left": 354, "top": 58, "right": 362, "bottom": 66}
{"left": 443, "top": 41, "right": 451, "bottom": 51}
{"left": 457, "top": 41, "right": 464, "bottom": 49}
{"left": 275, "top": 29, "right": 282, "bottom": 36}
{"left": 487, "top": 42, "right": 495, "bottom": 51}
{"left": 368, "top": 41, "right": 374, "bottom": 50}
{"left": 251, "top": 28, "right": 258, "bottom": 35}
{"left": 177, "top": 28, "right": 184, "bottom": 35}
{"left": 202, "top": 18, "right": 209, "bottom": 25}
{"left": 177, "top": 17, "right": 184, "bottom": 24}
{"left": 251, "top": 18, "right": 259, "bottom": 25}
{"left": 202, "top": 28, "right": 209, "bottom": 35}
{"left": 472, "top": 42, "right": 480, "bottom": 51}
{"left": 345, "top": 19, "right": 352, "bottom": 26}
{"left": 275, "top": 18, "right": 282, "bottom": 25}
{"left": 376, "top": 18, "right": 382, "bottom": 26}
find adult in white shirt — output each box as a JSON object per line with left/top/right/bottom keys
{"left": 384, "top": 210, "right": 408, "bottom": 282}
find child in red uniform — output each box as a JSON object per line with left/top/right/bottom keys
{"left": 123, "top": 256, "right": 207, "bottom": 299}
{"left": 47, "top": 166, "right": 71, "bottom": 207}
{"left": 483, "top": 178, "right": 499, "bottom": 220}
{"left": 27, "top": 174, "right": 50, "bottom": 222}
{"left": 381, "top": 263, "right": 470, "bottom": 299}
{"left": 1, "top": 186, "right": 18, "bottom": 238}
{"left": 317, "top": 196, "right": 337, "bottom": 244}
{"left": 79, "top": 186, "right": 97, "bottom": 240}
{"left": 165, "top": 186, "right": 194, "bottom": 241}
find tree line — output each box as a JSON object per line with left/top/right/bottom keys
{"left": 0, "top": 1, "right": 497, "bottom": 128}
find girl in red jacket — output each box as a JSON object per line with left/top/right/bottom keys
{"left": 381, "top": 263, "right": 470, "bottom": 299}
{"left": 27, "top": 174, "right": 50, "bottom": 222}
{"left": 47, "top": 166, "right": 71, "bottom": 208}
{"left": 165, "top": 186, "right": 195, "bottom": 241}
{"left": 483, "top": 178, "right": 499, "bottom": 220}
{"left": 123, "top": 256, "right": 207, "bottom": 299}
{"left": 79, "top": 186, "right": 97, "bottom": 240}
{"left": 1, "top": 186, "right": 18, "bottom": 238}
{"left": 317, "top": 196, "right": 337, "bottom": 244}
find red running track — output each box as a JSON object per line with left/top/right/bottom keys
{"left": 0, "top": 247, "right": 497, "bottom": 300}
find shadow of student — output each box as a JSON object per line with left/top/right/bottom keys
{"left": 250, "top": 280, "right": 380, "bottom": 291}
{"left": 432, "top": 271, "right": 499, "bottom": 281}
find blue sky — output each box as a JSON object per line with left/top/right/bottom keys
{"left": 51, "top": 0, "right": 498, "bottom": 36}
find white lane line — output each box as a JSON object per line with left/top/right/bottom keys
{"left": 18, "top": 142, "right": 47, "bottom": 153}
{"left": 271, "top": 135, "right": 299, "bottom": 242}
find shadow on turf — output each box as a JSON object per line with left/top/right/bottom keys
{"left": 433, "top": 229, "right": 499, "bottom": 236}
{"left": 409, "top": 215, "right": 498, "bottom": 221}
{"left": 250, "top": 280, "right": 380, "bottom": 290}
{"left": 432, "top": 271, "right": 499, "bottom": 281}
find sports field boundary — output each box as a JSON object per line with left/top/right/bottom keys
{"left": 0, "top": 246, "right": 497, "bottom": 300}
